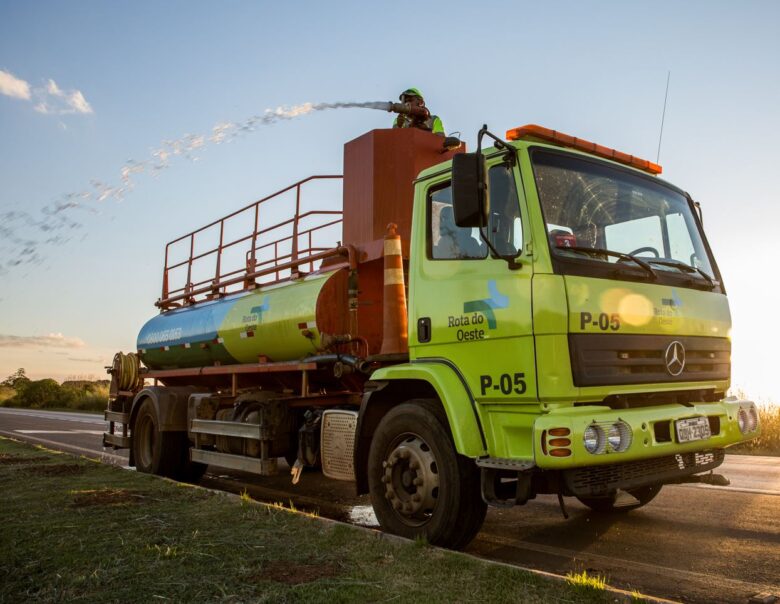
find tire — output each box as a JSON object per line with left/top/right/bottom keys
{"left": 367, "top": 399, "right": 487, "bottom": 549}
{"left": 132, "top": 399, "right": 191, "bottom": 479}
{"left": 576, "top": 484, "right": 662, "bottom": 513}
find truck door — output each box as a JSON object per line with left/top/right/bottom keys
{"left": 409, "top": 157, "right": 536, "bottom": 404}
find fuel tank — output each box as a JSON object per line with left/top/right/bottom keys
{"left": 137, "top": 269, "right": 349, "bottom": 370}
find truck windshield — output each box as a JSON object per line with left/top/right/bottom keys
{"left": 531, "top": 149, "right": 717, "bottom": 286}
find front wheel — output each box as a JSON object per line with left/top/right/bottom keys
{"left": 577, "top": 484, "right": 662, "bottom": 513}
{"left": 367, "top": 400, "right": 486, "bottom": 549}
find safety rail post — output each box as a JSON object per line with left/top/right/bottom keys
{"left": 185, "top": 233, "right": 195, "bottom": 305}
{"left": 161, "top": 243, "right": 170, "bottom": 302}
{"left": 274, "top": 241, "right": 280, "bottom": 282}
{"left": 291, "top": 183, "right": 301, "bottom": 278}
{"left": 245, "top": 204, "right": 260, "bottom": 290}
{"left": 308, "top": 231, "right": 314, "bottom": 271}
{"left": 213, "top": 219, "right": 225, "bottom": 298}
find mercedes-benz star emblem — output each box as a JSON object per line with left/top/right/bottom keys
{"left": 665, "top": 341, "right": 686, "bottom": 376}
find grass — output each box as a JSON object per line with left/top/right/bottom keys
{"left": 729, "top": 403, "right": 780, "bottom": 456}
{"left": 0, "top": 437, "right": 631, "bottom": 604}
{"left": 566, "top": 570, "right": 607, "bottom": 591}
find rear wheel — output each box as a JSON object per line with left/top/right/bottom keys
{"left": 132, "top": 399, "right": 204, "bottom": 480}
{"left": 576, "top": 484, "right": 662, "bottom": 513}
{"left": 367, "top": 400, "right": 486, "bottom": 549}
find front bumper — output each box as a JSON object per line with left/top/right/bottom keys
{"left": 563, "top": 448, "right": 724, "bottom": 497}
{"left": 532, "top": 398, "right": 759, "bottom": 470}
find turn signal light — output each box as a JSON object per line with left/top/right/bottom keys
{"left": 505, "top": 124, "right": 663, "bottom": 175}
{"left": 550, "top": 448, "right": 572, "bottom": 457}
{"left": 548, "top": 427, "right": 571, "bottom": 437}
{"left": 549, "top": 438, "right": 571, "bottom": 447}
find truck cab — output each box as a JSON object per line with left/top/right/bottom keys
{"left": 363, "top": 125, "right": 757, "bottom": 539}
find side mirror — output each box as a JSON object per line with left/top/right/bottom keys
{"left": 452, "top": 153, "right": 488, "bottom": 228}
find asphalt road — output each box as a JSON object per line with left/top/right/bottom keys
{"left": 1, "top": 407, "right": 778, "bottom": 604}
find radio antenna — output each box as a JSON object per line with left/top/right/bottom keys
{"left": 656, "top": 71, "right": 671, "bottom": 163}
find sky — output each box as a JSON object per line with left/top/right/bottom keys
{"left": 0, "top": 1, "right": 779, "bottom": 402}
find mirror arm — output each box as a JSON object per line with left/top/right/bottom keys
{"left": 477, "top": 225, "right": 522, "bottom": 270}
{"left": 476, "top": 219, "right": 522, "bottom": 272}
{"left": 478, "top": 125, "right": 515, "bottom": 162}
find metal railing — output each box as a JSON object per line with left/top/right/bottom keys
{"left": 158, "top": 175, "right": 343, "bottom": 309}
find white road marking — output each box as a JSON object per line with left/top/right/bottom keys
{"left": 0, "top": 408, "right": 105, "bottom": 425}
{"left": 14, "top": 429, "right": 105, "bottom": 435}
{"left": 0, "top": 430, "right": 128, "bottom": 465}
{"left": 675, "top": 483, "right": 780, "bottom": 496}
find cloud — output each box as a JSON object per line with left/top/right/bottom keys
{"left": 67, "top": 356, "right": 105, "bottom": 363}
{"left": 34, "top": 78, "right": 93, "bottom": 115}
{"left": 0, "top": 69, "right": 31, "bottom": 100}
{"left": 0, "top": 69, "right": 92, "bottom": 115}
{"left": 0, "top": 333, "right": 86, "bottom": 349}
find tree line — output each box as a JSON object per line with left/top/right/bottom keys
{"left": 1, "top": 368, "right": 108, "bottom": 411}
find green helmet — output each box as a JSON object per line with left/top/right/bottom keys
{"left": 399, "top": 87, "right": 424, "bottom": 101}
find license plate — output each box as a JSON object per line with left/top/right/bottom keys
{"left": 675, "top": 416, "right": 711, "bottom": 443}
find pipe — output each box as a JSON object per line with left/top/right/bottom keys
{"left": 303, "top": 354, "right": 372, "bottom": 374}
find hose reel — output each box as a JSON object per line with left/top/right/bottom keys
{"left": 111, "top": 352, "right": 144, "bottom": 392}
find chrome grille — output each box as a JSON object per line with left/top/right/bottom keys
{"left": 569, "top": 334, "right": 730, "bottom": 387}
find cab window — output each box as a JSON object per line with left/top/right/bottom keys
{"left": 427, "top": 163, "right": 523, "bottom": 260}
{"left": 428, "top": 184, "right": 487, "bottom": 260}
{"left": 487, "top": 163, "right": 523, "bottom": 256}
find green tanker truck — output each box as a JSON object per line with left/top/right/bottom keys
{"left": 104, "top": 123, "right": 760, "bottom": 548}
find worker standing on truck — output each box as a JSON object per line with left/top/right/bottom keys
{"left": 393, "top": 88, "right": 445, "bottom": 136}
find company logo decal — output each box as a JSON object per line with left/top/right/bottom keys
{"left": 447, "top": 280, "right": 508, "bottom": 341}
{"left": 665, "top": 340, "right": 686, "bottom": 376}
{"left": 463, "top": 280, "right": 509, "bottom": 329}
{"left": 243, "top": 297, "right": 269, "bottom": 324}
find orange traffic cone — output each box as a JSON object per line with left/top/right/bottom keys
{"left": 380, "top": 223, "right": 408, "bottom": 355}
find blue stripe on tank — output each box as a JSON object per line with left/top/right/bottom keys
{"left": 136, "top": 293, "right": 240, "bottom": 349}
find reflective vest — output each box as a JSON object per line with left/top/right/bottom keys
{"left": 393, "top": 113, "right": 445, "bottom": 135}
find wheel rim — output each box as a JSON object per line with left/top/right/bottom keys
{"left": 381, "top": 432, "right": 439, "bottom": 527}
{"left": 136, "top": 413, "right": 155, "bottom": 469}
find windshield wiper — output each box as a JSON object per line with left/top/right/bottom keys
{"left": 646, "top": 259, "right": 716, "bottom": 289}
{"left": 556, "top": 245, "right": 658, "bottom": 281}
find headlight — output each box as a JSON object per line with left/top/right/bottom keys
{"left": 607, "top": 421, "right": 632, "bottom": 452}
{"left": 583, "top": 425, "right": 605, "bottom": 454}
{"left": 738, "top": 408, "right": 748, "bottom": 434}
{"left": 607, "top": 424, "right": 621, "bottom": 450}
{"left": 747, "top": 406, "right": 758, "bottom": 432}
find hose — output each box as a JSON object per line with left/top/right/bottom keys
{"left": 303, "top": 354, "right": 372, "bottom": 374}
{"left": 386, "top": 102, "right": 430, "bottom": 118}
{"left": 113, "top": 352, "right": 144, "bottom": 391}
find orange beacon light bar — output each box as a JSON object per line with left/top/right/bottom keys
{"left": 505, "top": 124, "right": 663, "bottom": 175}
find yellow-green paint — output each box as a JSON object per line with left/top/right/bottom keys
{"left": 564, "top": 275, "right": 731, "bottom": 337}
{"left": 388, "top": 138, "right": 756, "bottom": 466}
{"left": 369, "top": 362, "right": 488, "bottom": 457}
{"left": 220, "top": 273, "right": 332, "bottom": 362}
{"left": 137, "top": 270, "right": 336, "bottom": 368}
